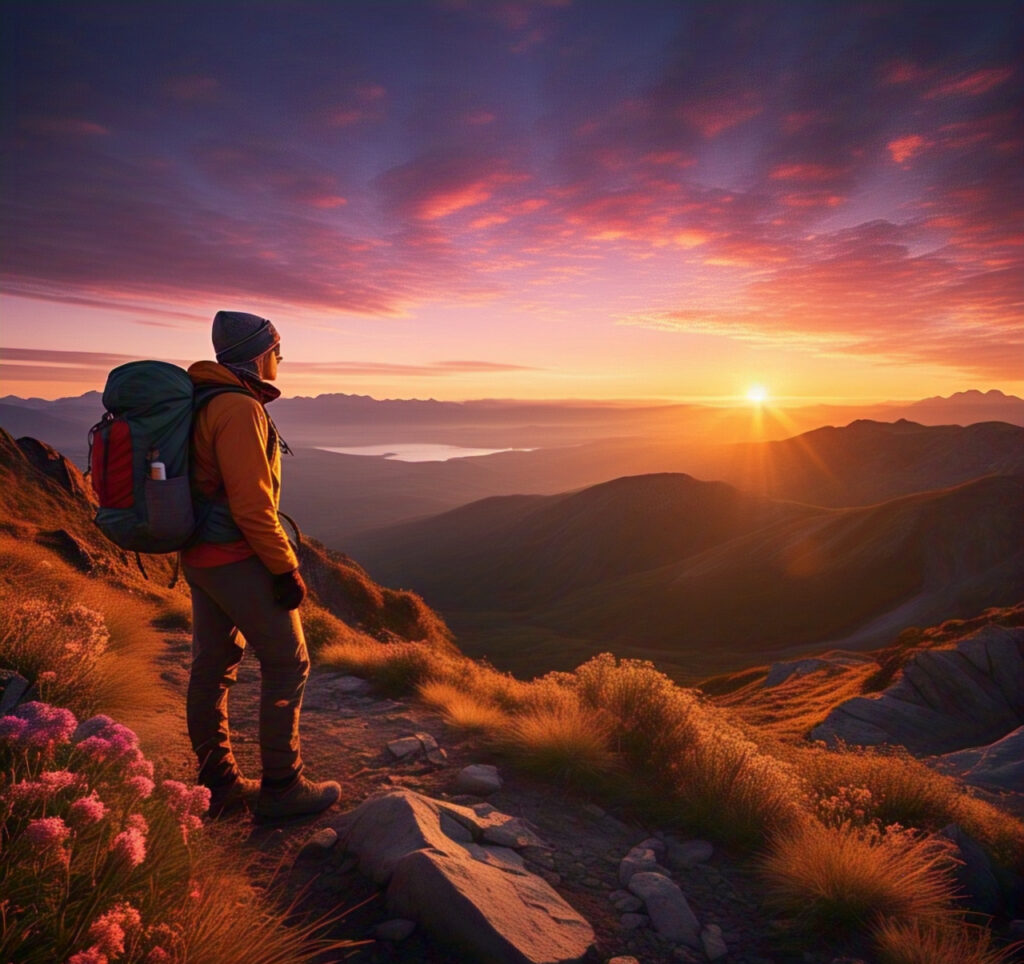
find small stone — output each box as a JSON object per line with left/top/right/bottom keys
{"left": 607, "top": 957, "right": 640, "bottom": 964}
{"left": 628, "top": 871, "right": 701, "bottom": 948}
{"left": 374, "top": 918, "right": 416, "bottom": 942}
{"left": 582, "top": 877, "right": 603, "bottom": 889}
{"left": 608, "top": 889, "right": 631, "bottom": 902}
{"left": 297, "top": 827, "right": 338, "bottom": 860}
{"left": 0, "top": 671, "right": 31, "bottom": 714}
{"left": 416, "top": 732, "right": 439, "bottom": 751}
{"left": 540, "top": 870, "right": 562, "bottom": 886}
{"left": 425, "top": 748, "right": 448, "bottom": 765}
{"left": 619, "top": 846, "right": 661, "bottom": 885}
{"left": 455, "top": 764, "right": 502, "bottom": 795}
{"left": 387, "top": 736, "right": 422, "bottom": 759}
{"left": 701, "top": 923, "right": 728, "bottom": 961}
{"left": 619, "top": 913, "right": 649, "bottom": 931}
{"left": 583, "top": 803, "right": 606, "bottom": 819}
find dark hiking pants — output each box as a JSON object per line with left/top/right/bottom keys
{"left": 184, "top": 555, "right": 309, "bottom": 788}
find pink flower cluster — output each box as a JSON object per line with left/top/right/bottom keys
{"left": 5, "top": 769, "right": 84, "bottom": 807}
{"left": 72, "top": 716, "right": 154, "bottom": 781}
{"left": 2, "top": 702, "right": 78, "bottom": 750}
{"left": 87, "top": 901, "right": 142, "bottom": 958}
{"left": 159, "top": 781, "right": 210, "bottom": 842}
{"left": 110, "top": 813, "right": 148, "bottom": 869}
{"left": 26, "top": 815, "right": 71, "bottom": 851}
{"left": 68, "top": 791, "right": 108, "bottom": 828}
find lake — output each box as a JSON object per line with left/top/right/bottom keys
{"left": 317, "top": 443, "right": 536, "bottom": 462}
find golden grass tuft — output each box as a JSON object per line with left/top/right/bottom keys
{"left": 498, "top": 702, "right": 618, "bottom": 784}
{"left": 760, "top": 820, "right": 959, "bottom": 937}
{"left": 417, "top": 679, "right": 511, "bottom": 732}
{"left": 871, "top": 917, "right": 1019, "bottom": 964}
{"left": 319, "top": 637, "right": 443, "bottom": 696}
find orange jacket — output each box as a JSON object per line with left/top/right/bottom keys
{"left": 182, "top": 361, "right": 298, "bottom": 574}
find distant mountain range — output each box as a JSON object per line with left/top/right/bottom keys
{"left": 1, "top": 387, "right": 1021, "bottom": 463}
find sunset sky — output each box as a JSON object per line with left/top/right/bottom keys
{"left": 2, "top": 1, "right": 1021, "bottom": 403}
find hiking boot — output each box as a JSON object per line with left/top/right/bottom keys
{"left": 207, "top": 776, "right": 260, "bottom": 818}
{"left": 255, "top": 775, "right": 341, "bottom": 820}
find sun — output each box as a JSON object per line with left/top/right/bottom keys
{"left": 746, "top": 384, "right": 769, "bottom": 405}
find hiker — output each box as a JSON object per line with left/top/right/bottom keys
{"left": 182, "top": 310, "right": 340, "bottom": 819}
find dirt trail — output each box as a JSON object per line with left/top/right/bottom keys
{"left": 129, "top": 629, "right": 851, "bottom": 964}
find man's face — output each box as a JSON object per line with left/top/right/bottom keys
{"left": 259, "top": 343, "right": 280, "bottom": 381}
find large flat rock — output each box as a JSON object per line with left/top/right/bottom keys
{"left": 332, "top": 789, "right": 594, "bottom": 964}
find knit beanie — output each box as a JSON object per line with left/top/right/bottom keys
{"left": 212, "top": 311, "right": 280, "bottom": 365}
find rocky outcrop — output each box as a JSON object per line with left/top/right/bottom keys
{"left": 936, "top": 726, "right": 1024, "bottom": 793}
{"left": 331, "top": 789, "right": 595, "bottom": 963}
{"left": 810, "top": 625, "right": 1024, "bottom": 757}
{"left": 16, "top": 436, "right": 95, "bottom": 503}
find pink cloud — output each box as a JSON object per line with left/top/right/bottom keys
{"left": 887, "top": 134, "right": 929, "bottom": 165}
{"left": 623, "top": 218, "right": 1024, "bottom": 380}
{"left": 926, "top": 66, "right": 1016, "bottom": 99}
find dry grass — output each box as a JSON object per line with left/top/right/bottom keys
{"left": 872, "top": 917, "right": 1019, "bottom": 964}
{"left": 498, "top": 702, "right": 618, "bottom": 784}
{"left": 787, "top": 743, "right": 1024, "bottom": 868}
{"left": 319, "top": 637, "right": 445, "bottom": 696}
{"left": 417, "top": 679, "right": 511, "bottom": 732}
{"left": 760, "top": 820, "right": 959, "bottom": 937}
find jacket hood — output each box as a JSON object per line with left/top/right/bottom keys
{"left": 187, "top": 360, "right": 248, "bottom": 388}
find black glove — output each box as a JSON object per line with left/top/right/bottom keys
{"left": 272, "top": 569, "right": 307, "bottom": 610}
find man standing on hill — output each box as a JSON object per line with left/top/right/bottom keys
{"left": 183, "top": 310, "right": 340, "bottom": 819}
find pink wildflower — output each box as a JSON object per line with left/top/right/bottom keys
{"left": 6, "top": 780, "right": 48, "bottom": 805}
{"left": 26, "top": 815, "right": 71, "bottom": 850}
{"left": 0, "top": 715, "right": 28, "bottom": 742}
{"left": 38, "top": 670, "right": 58, "bottom": 683}
{"left": 110, "top": 827, "right": 147, "bottom": 868}
{"left": 87, "top": 902, "right": 141, "bottom": 957}
{"left": 127, "top": 755, "right": 154, "bottom": 779}
{"left": 160, "top": 781, "right": 210, "bottom": 842}
{"left": 41, "top": 769, "right": 82, "bottom": 791}
{"left": 68, "top": 792, "right": 108, "bottom": 828}
{"left": 67, "top": 948, "right": 108, "bottom": 964}
{"left": 145, "top": 949, "right": 171, "bottom": 963}
{"left": 14, "top": 702, "right": 77, "bottom": 748}
{"left": 126, "top": 775, "right": 155, "bottom": 799}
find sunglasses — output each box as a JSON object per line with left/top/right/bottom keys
{"left": 272, "top": 344, "right": 282, "bottom": 361}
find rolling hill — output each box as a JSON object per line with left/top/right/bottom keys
{"left": 348, "top": 471, "right": 1024, "bottom": 678}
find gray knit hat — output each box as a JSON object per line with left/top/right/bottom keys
{"left": 212, "top": 310, "right": 280, "bottom": 364}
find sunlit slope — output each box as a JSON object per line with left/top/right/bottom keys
{"left": 717, "top": 419, "right": 1024, "bottom": 507}
{"left": 0, "top": 427, "right": 452, "bottom": 652}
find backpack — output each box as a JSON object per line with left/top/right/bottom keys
{"left": 87, "top": 361, "right": 249, "bottom": 554}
